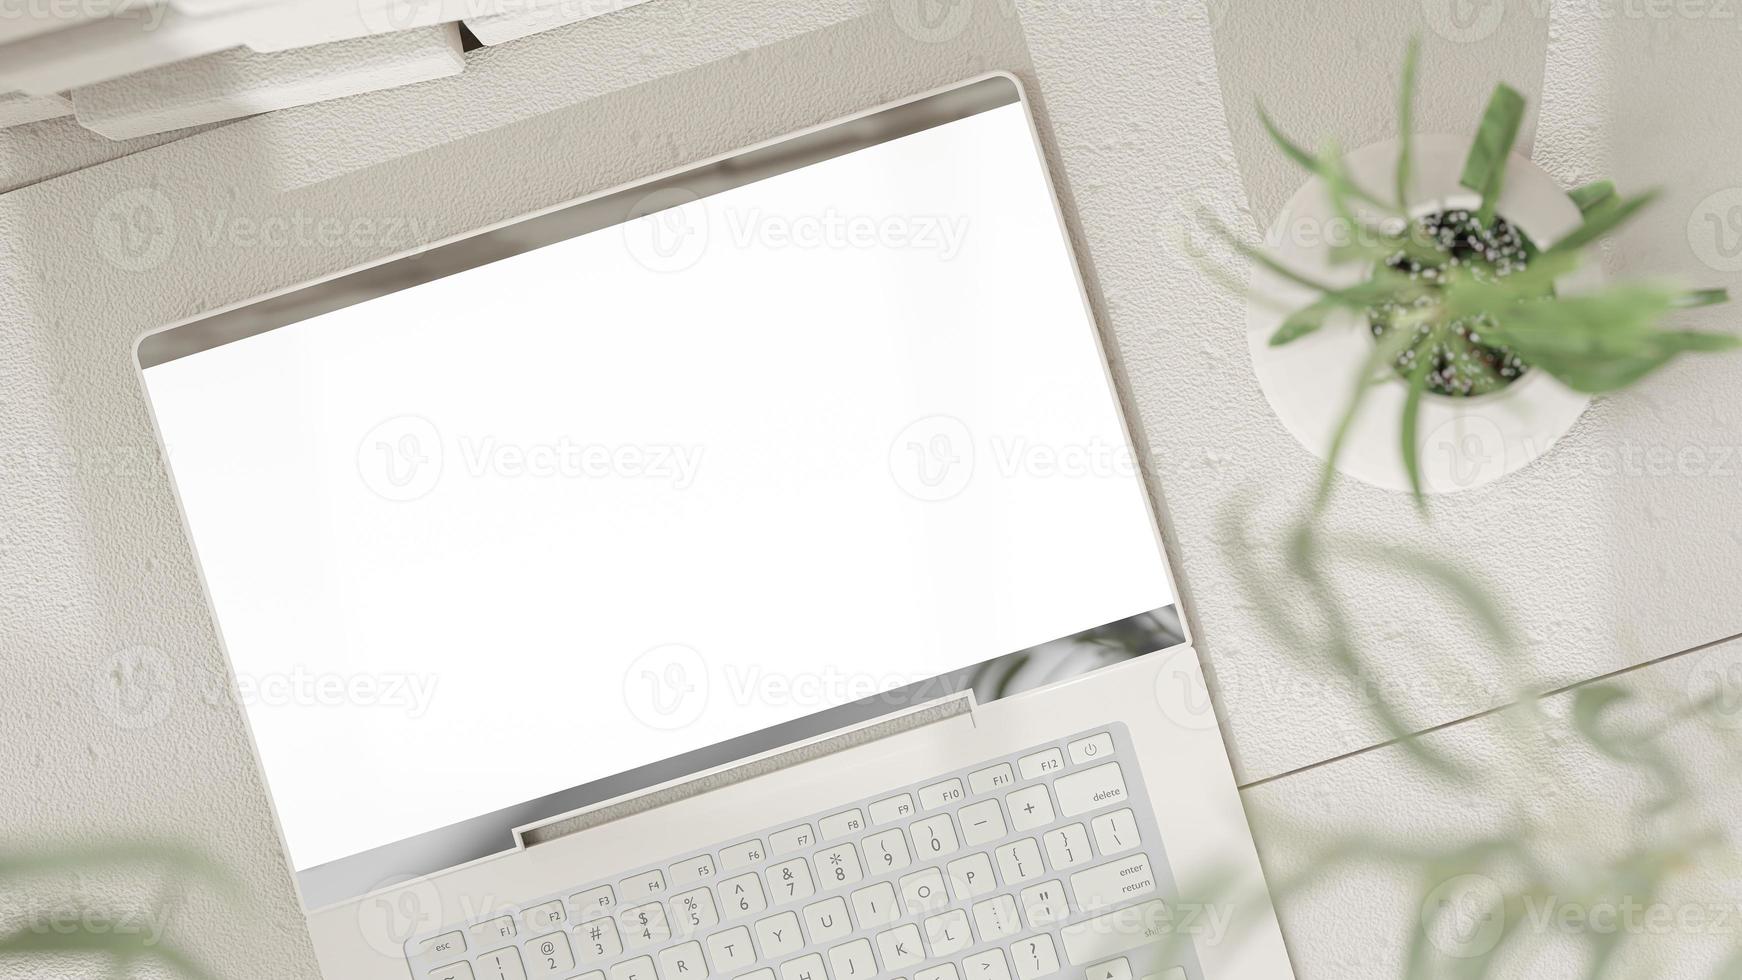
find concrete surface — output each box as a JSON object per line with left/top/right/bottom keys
{"left": 1, "top": 1, "right": 1739, "bottom": 977}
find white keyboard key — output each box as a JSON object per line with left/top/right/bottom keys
{"left": 816, "top": 843, "right": 864, "bottom": 889}
{"left": 769, "top": 824, "right": 815, "bottom": 856}
{"left": 923, "top": 908, "right": 973, "bottom": 956}
{"left": 522, "top": 901, "right": 565, "bottom": 933}
{"left": 802, "top": 896, "right": 852, "bottom": 943}
{"left": 919, "top": 778, "right": 966, "bottom": 810}
{"left": 995, "top": 838, "right": 1044, "bottom": 884}
{"left": 779, "top": 952, "right": 826, "bottom": 980}
{"left": 918, "top": 966, "right": 961, "bottom": 980}
{"left": 670, "top": 854, "right": 716, "bottom": 886}
{"left": 670, "top": 887, "right": 718, "bottom": 934}
{"left": 609, "top": 955, "right": 656, "bottom": 980}
{"left": 707, "top": 926, "right": 756, "bottom": 973}
{"left": 1091, "top": 809, "right": 1141, "bottom": 854}
{"left": 1087, "top": 958, "right": 1131, "bottom": 980}
{"left": 1053, "top": 763, "right": 1128, "bottom": 817}
{"left": 969, "top": 763, "right": 1017, "bottom": 794}
{"left": 767, "top": 857, "right": 815, "bottom": 904}
{"left": 574, "top": 917, "right": 622, "bottom": 962}
{"left": 1006, "top": 784, "right": 1055, "bottom": 832}
{"left": 721, "top": 873, "right": 768, "bottom": 920}
{"left": 945, "top": 852, "right": 996, "bottom": 901}
{"left": 869, "top": 794, "right": 916, "bottom": 825}
{"left": 1013, "top": 934, "right": 1061, "bottom": 980}
{"left": 618, "top": 902, "right": 670, "bottom": 947}
{"left": 958, "top": 799, "right": 1007, "bottom": 846}
{"left": 1059, "top": 899, "right": 1169, "bottom": 965}
{"left": 1070, "top": 854, "right": 1156, "bottom": 913}
{"left": 899, "top": 867, "right": 950, "bottom": 914}
{"left": 416, "top": 931, "right": 465, "bottom": 960}
{"left": 471, "top": 916, "right": 516, "bottom": 944}
{"left": 523, "top": 932, "right": 573, "bottom": 977}
{"left": 819, "top": 809, "right": 866, "bottom": 841}
{"left": 1018, "top": 881, "right": 1068, "bottom": 928}
{"left": 851, "top": 881, "right": 900, "bottom": 928}
{"left": 570, "top": 886, "right": 616, "bottom": 918}
{"left": 428, "top": 962, "right": 474, "bottom": 980}
{"left": 479, "top": 947, "right": 528, "bottom": 980}
{"left": 754, "top": 911, "right": 804, "bottom": 958}
{"left": 1018, "top": 748, "right": 1065, "bottom": 780}
{"left": 721, "top": 839, "right": 766, "bottom": 870}
{"left": 658, "top": 940, "right": 707, "bottom": 979}
{"left": 1067, "top": 732, "right": 1115, "bottom": 764}
{"left": 877, "top": 922, "right": 926, "bottom": 970}
{"left": 621, "top": 870, "right": 666, "bottom": 902}
{"left": 910, "top": 813, "right": 960, "bottom": 859}
{"left": 1144, "top": 969, "right": 1188, "bottom": 980}
{"left": 972, "top": 894, "right": 1021, "bottom": 941}
{"left": 829, "top": 937, "right": 878, "bottom": 980}
{"left": 738, "top": 971, "right": 777, "bottom": 980}
{"left": 572, "top": 971, "right": 604, "bottom": 980}
{"left": 864, "top": 828, "right": 912, "bottom": 873}
{"left": 964, "top": 947, "right": 1013, "bottom": 980}
{"left": 1042, "top": 824, "right": 1092, "bottom": 870}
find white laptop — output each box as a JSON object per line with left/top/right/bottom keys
{"left": 136, "top": 74, "right": 1295, "bottom": 980}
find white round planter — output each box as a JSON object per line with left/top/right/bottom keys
{"left": 1246, "top": 135, "right": 1601, "bottom": 494}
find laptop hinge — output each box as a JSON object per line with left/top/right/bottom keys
{"left": 515, "top": 691, "right": 979, "bottom": 850}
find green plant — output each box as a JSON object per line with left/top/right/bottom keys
{"left": 1233, "top": 39, "right": 1738, "bottom": 503}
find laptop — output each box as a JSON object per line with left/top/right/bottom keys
{"left": 136, "top": 73, "right": 1295, "bottom": 980}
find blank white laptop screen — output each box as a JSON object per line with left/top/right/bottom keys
{"left": 141, "top": 92, "right": 1174, "bottom": 881}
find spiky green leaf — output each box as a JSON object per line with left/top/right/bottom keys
{"left": 1460, "top": 84, "right": 1526, "bottom": 226}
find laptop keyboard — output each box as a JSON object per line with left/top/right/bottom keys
{"left": 405, "top": 724, "right": 1199, "bottom": 980}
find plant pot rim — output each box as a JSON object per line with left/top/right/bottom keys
{"left": 1245, "top": 134, "right": 1600, "bottom": 495}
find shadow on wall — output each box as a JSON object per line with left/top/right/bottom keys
{"left": 0, "top": 840, "right": 237, "bottom": 978}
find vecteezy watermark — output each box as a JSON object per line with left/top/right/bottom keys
{"left": 359, "top": 875, "right": 446, "bottom": 959}
{"left": 357, "top": 416, "right": 445, "bottom": 503}
{"left": 202, "top": 667, "right": 440, "bottom": 719}
{"left": 0, "top": 0, "right": 168, "bottom": 31}
{"left": 184, "top": 209, "right": 436, "bottom": 253}
{"left": 9, "top": 904, "right": 171, "bottom": 949}
{"left": 623, "top": 643, "right": 710, "bottom": 731}
{"left": 1152, "top": 647, "right": 1220, "bottom": 732}
{"left": 95, "top": 645, "right": 174, "bottom": 731}
{"left": 621, "top": 189, "right": 972, "bottom": 273}
{"left": 1426, "top": 0, "right": 1742, "bottom": 41}
{"left": 1421, "top": 874, "right": 1508, "bottom": 958}
{"left": 355, "top": 417, "right": 704, "bottom": 504}
{"left": 888, "top": 0, "right": 980, "bottom": 42}
{"left": 1421, "top": 0, "right": 1508, "bottom": 42}
{"left": 1422, "top": 414, "right": 1510, "bottom": 491}
{"left": 1684, "top": 649, "right": 1742, "bottom": 731}
{"left": 92, "top": 188, "right": 177, "bottom": 273}
{"left": 888, "top": 415, "right": 1141, "bottom": 503}
{"left": 1689, "top": 187, "right": 1742, "bottom": 274}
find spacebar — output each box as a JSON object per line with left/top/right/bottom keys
{"left": 1061, "top": 899, "right": 1173, "bottom": 965}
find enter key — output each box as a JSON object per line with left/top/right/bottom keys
{"left": 1068, "top": 852, "right": 1156, "bottom": 913}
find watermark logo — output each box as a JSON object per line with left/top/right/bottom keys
{"left": 623, "top": 643, "right": 710, "bottom": 731}
{"left": 359, "top": 875, "right": 445, "bottom": 959}
{"left": 1421, "top": 874, "right": 1507, "bottom": 958}
{"left": 357, "top": 416, "right": 445, "bottom": 503}
{"left": 1685, "top": 650, "right": 1742, "bottom": 731}
{"left": 625, "top": 188, "right": 710, "bottom": 274}
{"left": 889, "top": 0, "right": 976, "bottom": 42}
{"left": 1421, "top": 0, "right": 1506, "bottom": 42}
{"left": 1152, "top": 646, "right": 1219, "bottom": 732}
{"left": 1423, "top": 413, "right": 1508, "bottom": 491}
{"left": 889, "top": 415, "right": 976, "bottom": 502}
{"left": 1689, "top": 187, "right": 1742, "bottom": 273}
{"left": 96, "top": 645, "right": 173, "bottom": 731}
{"left": 93, "top": 188, "right": 176, "bottom": 273}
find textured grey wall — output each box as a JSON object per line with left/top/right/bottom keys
{"left": 3, "top": 0, "right": 1740, "bottom": 977}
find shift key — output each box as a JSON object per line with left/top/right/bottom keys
{"left": 1053, "top": 763, "right": 1128, "bottom": 816}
